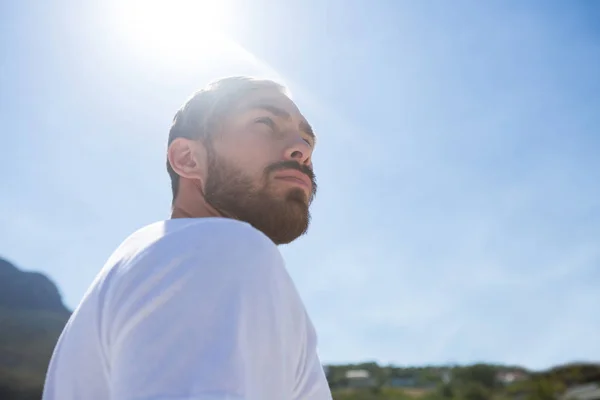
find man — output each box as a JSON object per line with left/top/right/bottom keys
{"left": 42, "top": 76, "right": 332, "bottom": 399}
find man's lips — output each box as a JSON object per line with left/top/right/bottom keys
{"left": 273, "top": 170, "right": 312, "bottom": 189}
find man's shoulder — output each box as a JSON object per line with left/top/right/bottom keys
{"left": 104, "top": 218, "right": 283, "bottom": 291}
{"left": 87, "top": 218, "right": 288, "bottom": 325}
{"left": 135, "top": 217, "right": 268, "bottom": 242}
{"left": 117, "top": 217, "right": 278, "bottom": 264}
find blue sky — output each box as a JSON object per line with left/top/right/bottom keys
{"left": 1, "top": 0, "right": 599, "bottom": 371}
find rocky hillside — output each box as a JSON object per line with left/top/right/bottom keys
{"left": 0, "top": 258, "right": 70, "bottom": 314}
{"left": 0, "top": 257, "right": 71, "bottom": 399}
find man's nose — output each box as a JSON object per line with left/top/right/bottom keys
{"left": 283, "top": 136, "right": 312, "bottom": 165}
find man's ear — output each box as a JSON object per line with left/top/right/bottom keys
{"left": 167, "top": 138, "right": 208, "bottom": 183}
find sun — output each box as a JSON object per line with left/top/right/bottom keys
{"left": 114, "top": 0, "right": 237, "bottom": 69}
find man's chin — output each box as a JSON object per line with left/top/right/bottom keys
{"left": 263, "top": 203, "right": 310, "bottom": 245}
{"left": 284, "top": 187, "right": 310, "bottom": 205}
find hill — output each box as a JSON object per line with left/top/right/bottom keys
{"left": 0, "top": 257, "right": 71, "bottom": 399}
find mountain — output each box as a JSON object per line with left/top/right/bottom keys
{"left": 0, "top": 257, "right": 71, "bottom": 399}
{"left": 0, "top": 258, "right": 70, "bottom": 314}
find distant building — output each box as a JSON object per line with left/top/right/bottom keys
{"left": 496, "top": 371, "right": 528, "bottom": 385}
{"left": 442, "top": 370, "right": 452, "bottom": 384}
{"left": 562, "top": 383, "right": 600, "bottom": 400}
{"left": 388, "top": 377, "right": 417, "bottom": 388}
{"left": 346, "top": 369, "right": 376, "bottom": 388}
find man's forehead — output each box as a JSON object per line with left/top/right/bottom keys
{"left": 236, "top": 89, "right": 302, "bottom": 116}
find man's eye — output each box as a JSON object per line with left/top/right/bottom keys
{"left": 255, "top": 117, "right": 275, "bottom": 129}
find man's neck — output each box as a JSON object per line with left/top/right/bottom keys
{"left": 170, "top": 197, "right": 224, "bottom": 220}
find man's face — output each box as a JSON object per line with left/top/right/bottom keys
{"left": 202, "top": 88, "right": 317, "bottom": 245}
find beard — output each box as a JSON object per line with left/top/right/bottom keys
{"left": 202, "top": 148, "right": 317, "bottom": 245}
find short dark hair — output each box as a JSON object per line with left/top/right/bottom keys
{"left": 166, "top": 76, "right": 287, "bottom": 204}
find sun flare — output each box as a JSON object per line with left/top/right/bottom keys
{"left": 115, "top": 0, "right": 237, "bottom": 68}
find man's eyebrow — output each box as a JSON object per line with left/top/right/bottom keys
{"left": 299, "top": 120, "right": 316, "bottom": 141}
{"left": 253, "top": 104, "right": 291, "bottom": 119}
{"left": 249, "top": 103, "right": 316, "bottom": 140}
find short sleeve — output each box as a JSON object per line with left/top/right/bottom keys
{"left": 102, "top": 221, "right": 305, "bottom": 400}
{"left": 292, "top": 312, "right": 333, "bottom": 400}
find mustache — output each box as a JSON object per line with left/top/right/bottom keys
{"left": 265, "top": 161, "right": 317, "bottom": 194}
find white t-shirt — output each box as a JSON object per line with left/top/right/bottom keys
{"left": 42, "top": 218, "right": 332, "bottom": 400}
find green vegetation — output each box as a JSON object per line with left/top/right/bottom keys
{"left": 0, "top": 307, "right": 69, "bottom": 399}
{"left": 329, "top": 362, "right": 600, "bottom": 400}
